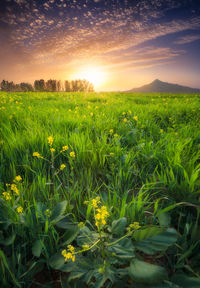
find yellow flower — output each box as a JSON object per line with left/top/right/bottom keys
{"left": 17, "top": 206, "right": 23, "bottom": 214}
{"left": 60, "top": 164, "right": 66, "bottom": 170}
{"left": 91, "top": 196, "right": 100, "bottom": 208}
{"left": 160, "top": 129, "right": 164, "bottom": 133}
{"left": 109, "top": 129, "right": 113, "bottom": 133}
{"left": 68, "top": 109, "right": 72, "bottom": 112}
{"left": 123, "top": 118, "right": 127, "bottom": 123}
{"left": 109, "top": 152, "right": 114, "bottom": 156}
{"left": 70, "top": 151, "right": 75, "bottom": 158}
{"left": 133, "top": 116, "right": 138, "bottom": 121}
{"left": 94, "top": 205, "right": 109, "bottom": 227}
{"left": 44, "top": 209, "right": 51, "bottom": 217}
{"left": 15, "top": 175, "right": 22, "bottom": 182}
{"left": 78, "top": 222, "right": 85, "bottom": 228}
{"left": 62, "top": 246, "right": 75, "bottom": 262}
{"left": 2, "top": 192, "right": 11, "bottom": 201}
{"left": 122, "top": 112, "right": 126, "bottom": 115}
{"left": 33, "top": 152, "right": 41, "bottom": 158}
{"left": 48, "top": 136, "right": 54, "bottom": 146}
{"left": 114, "top": 133, "right": 118, "bottom": 137}
{"left": 88, "top": 105, "right": 91, "bottom": 109}
{"left": 10, "top": 184, "right": 19, "bottom": 195}
{"left": 67, "top": 245, "right": 75, "bottom": 252}
{"left": 50, "top": 148, "right": 55, "bottom": 152}
{"left": 82, "top": 244, "right": 89, "bottom": 250}
{"left": 90, "top": 112, "right": 93, "bottom": 116}
{"left": 61, "top": 145, "right": 68, "bottom": 152}
{"left": 128, "top": 222, "right": 141, "bottom": 231}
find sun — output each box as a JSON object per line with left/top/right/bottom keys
{"left": 75, "top": 66, "right": 106, "bottom": 89}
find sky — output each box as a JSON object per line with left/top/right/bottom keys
{"left": 0, "top": 0, "right": 200, "bottom": 91}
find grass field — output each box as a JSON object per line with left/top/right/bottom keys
{"left": 0, "top": 91, "right": 200, "bottom": 287}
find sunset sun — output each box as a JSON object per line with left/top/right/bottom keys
{"left": 75, "top": 66, "right": 106, "bottom": 88}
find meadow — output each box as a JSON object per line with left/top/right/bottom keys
{"left": 0, "top": 91, "right": 200, "bottom": 287}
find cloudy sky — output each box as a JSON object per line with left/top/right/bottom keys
{"left": 0, "top": 0, "right": 200, "bottom": 90}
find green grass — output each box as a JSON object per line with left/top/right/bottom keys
{"left": 0, "top": 91, "right": 200, "bottom": 287}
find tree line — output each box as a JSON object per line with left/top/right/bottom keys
{"left": 0, "top": 79, "right": 94, "bottom": 92}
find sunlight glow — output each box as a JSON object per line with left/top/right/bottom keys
{"left": 74, "top": 66, "right": 107, "bottom": 88}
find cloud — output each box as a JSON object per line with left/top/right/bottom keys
{"left": 0, "top": 0, "right": 200, "bottom": 84}
{"left": 175, "top": 34, "right": 200, "bottom": 44}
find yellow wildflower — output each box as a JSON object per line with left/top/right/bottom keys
{"left": 61, "top": 145, "right": 69, "bottom": 152}
{"left": 133, "top": 116, "right": 138, "bottom": 121}
{"left": 33, "top": 152, "right": 41, "bottom": 158}
{"left": 95, "top": 205, "right": 109, "bottom": 227}
{"left": 50, "top": 148, "right": 55, "bottom": 152}
{"left": 44, "top": 209, "right": 51, "bottom": 217}
{"left": 109, "top": 129, "right": 113, "bottom": 133}
{"left": 15, "top": 175, "right": 22, "bottom": 182}
{"left": 160, "top": 129, "right": 164, "bottom": 133}
{"left": 109, "top": 152, "right": 114, "bottom": 156}
{"left": 60, "top": 164, "right": 66, "bottom": 170}
{"left": 128, "top": 222, "right": 141, "bottom": 231}
{"left": 114, "top": 133, "right": 118, "bottom": 137}
{"left": 82, "top": 244, "right": 89, "bottom": 250}
{"left": 17, "top": 206, "right": 23, "bottom": 214}
{"left": 90, "top": 112, "right": 93, "bottom": 116}
{"left": 48, "top": 136, "right": 54, "bottom": 146}
{"left": 62, "top": 246, "right": 75, "bottom": 262}
{"left": 70, "top": 151, "right": 75, "bottom": 158}
{"left": 67, "top": 245, "right": 75, "bottom": 252}
{"left": 123, "top": 118, "right": 127, "bottom": 123}
{"left": 91, "top": 196, "right": 100, "bottom": 208}
{"left": 10, "top": 184, "right": 19, "bottom": 195}
{"left": 2, "top": 192, "right": 11, "bottom": 201}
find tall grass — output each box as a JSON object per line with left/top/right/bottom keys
{"left": 0, "top": 91, "right": 200, "bottom": 287}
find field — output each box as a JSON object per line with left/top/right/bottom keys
{"left": 0, "top": 91, "right": 200, "bottom": 287}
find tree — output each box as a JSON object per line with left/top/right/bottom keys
{"left": 34, "top": 79, "right": 45, "bottom": 91}
{"left": 64, "top": 80, "right": 71, "bottom": 92}
{"left": 46, "top": 79, "right": 57, "bottom": 92}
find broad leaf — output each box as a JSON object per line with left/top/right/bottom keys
{"left": 49, "top": 252, "right": 65, "bottom": 270}
{"left": 129, "top": 258, "right": 168, "bottom": 284}
{"left": 134, "top": 226, "right": 165, "bottom": 242}
{"left": 171, "top": 274, "right": 200, "bottom": 288}
{"left": 111, "top": 217, "right": 127, "bottom": 236}
{"left": 135, "top": 228, "right": 178, "bottom": 255}
{"left": 50, "top": 201, "right": 68, "bottom": 222}
{"left": 32, "top": 239, "right": 43, "bottom": 257}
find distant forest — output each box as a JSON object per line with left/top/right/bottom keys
{"left": 0, "top": 79, "right": 94, "bottom": 92}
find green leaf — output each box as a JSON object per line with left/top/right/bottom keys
{"left": 158, "top": 213, "right": 171, "bottom": 227}
{"left": 135, "top": 228, "right": 178, "bottom": 255}
{"left": 49, "top": 252, "right": 65, "bottom": 270}
{"left": 129, "top": 258, "right": 168, "bottom": 284}
{"left": 55, "top": 216, "right": 72, "bottom": 229}
{"left": 50, "top": 201, "right": 68, "bottom": 222}
{"left": 61, "top": 224, "right": 79, "bottom": 245}
{"left": 32, "top": 240, "right": 43, "bottom": 257}
{"left": 107, "top": 238, "right": 134, "bottom": 259}
{"left": 0, "top": 233, "right": 16, "bottom": 246}
{"left": 134, "top": 227, "right": 165, "bottom": 242}
{"left": 111, "top": 217, "right": 127, "bottom": 236}
{"left": 171, "top": 274, "right": 200, "bottom": 288}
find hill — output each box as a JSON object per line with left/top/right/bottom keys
{"left": 126, "top": 79, "right": 200, "bottom": 93}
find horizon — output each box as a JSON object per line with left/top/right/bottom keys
{"left": 0, "top": 0, "right": 200, "bottom": 91}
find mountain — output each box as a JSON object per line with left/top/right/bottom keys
{"left": 126, "top": 79, "right": 200, "bottom": 93}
